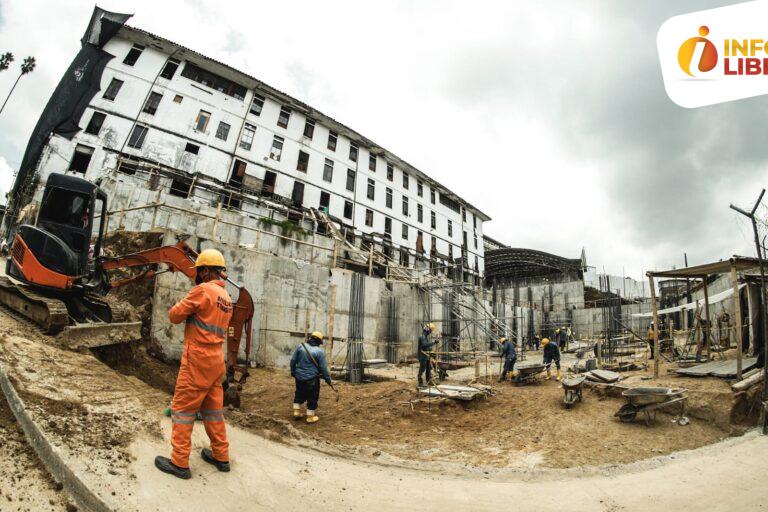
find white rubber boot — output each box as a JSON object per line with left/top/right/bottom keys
{"left": 292, "top": 403, "right": 302, "bottom": 418}
{"left": 306, "top": 409, "right": 319, "bottom": 423}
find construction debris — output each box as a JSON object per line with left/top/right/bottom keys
{"left": 675, "top": 358, "right": 758, "bottom": 378}
{"left": 585, "top": 369, "right": 622, "bottom": 383}
{"left": 417, "top": 384, "right": 491, "bottom": 401}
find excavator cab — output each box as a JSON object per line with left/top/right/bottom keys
{"left": 7, "top": 173, "right": 107, "bottom": 290}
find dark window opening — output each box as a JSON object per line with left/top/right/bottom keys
{"left": 170, "top": 176, "right": 192, "bottom": 198}
{"left": 180, "top": 62, "right": 247, "bottom": 100}
{"left": 194, "top": 110, "right": 211, "bottom": 132}
{"left": 343, "top": 200, "right": 353, "bottom": 220}
{"left": 297, "top": 150, "right": 309, "bottom": 172}
{"left": 365, "top": 208, "right": 373, "bottom": 227}
{"left": 184, "top": 142, "right": 199, "bottom": 155}
{"left": 349, "top": 142, "right": 358, "bottom": 162}
{"left": 430, "top": 188, "right": 436, "bottom": 204}
{"left": 462, "top": 208, "right": 467, "bottom": 222}
{"left": 127, "top": 125, "right": 148, "bottom": 149}
{"left": 270, "top": 135, "right": 284, "bottom": 161}
{"left": 386, "top": 162, "right": 393, "bottom": 181}
{"left": 84, "top": 112, "right": 106, "bottom": 135}
{"left": 417, "top": 181, "right": 423, "bottom": 197}
{"left": 402, "top": 223, "right": 408, "bottom": 240}
{"left": 173, "top": 94, "right": 183, "bottom": 103}
{"left": 229, "top": 159, "right": 247, "bottom": 189}
{"left": 123, "top": 44, "right": 145, "bottom": 66}
{"left": 304, "top": 118, "right": 315, "bottom": 139}
{"left": 323, "top": 158, "right": 334, "bottom": 182}
{"left": 103, "top": 78, "right": 123, "bottom": 101}
{"left": 291, "top": 181, "right": 305, "bottom": 207}
{"left": 215, "top": 121, "right": 230, "bottom": 141}
{"left": 400, "top": 248, "right": 409, "bottom": 267}
{"left": 262, "top": 171, "right": 277, "bottom": 197}
{"left": 440, "top": 193, "right": 461, "bottom": 213}
{"left": 68, "top": 145, "right": 93, "bottom": 174}
{"left": 417, "top": 204, "right": 423, "bottom": 223}
{"left": 346, "top": 169, "right": 356, "bottom": 192}
{"left": 369, "top": 154, "right": 376, "bottom": 172}
{"left": 431, "top": 211, "right": 436, "bottom": 229}
{"left": 402, "top": 196, "right": 409, "bottom": 216}
{"left": 385, "top": 188, "right": 392, "bottom": 208}
{"left": 240, "top": 124, "right": 256, "bottom": 150}
{"left": 160, "top": 58, "right": 180, "bottom": 79}
{"left": 277, "top": 106, "right": 291, "bottom": 128}
{"left": 448, "top": 220, "right": 453, "bottom": 237}
{"left": 319, "top": 191, "right": 330, "bottom": 211}
{"left": 118, "top": 160, "right": 137, "bottom": 175}
{"left": 384, "top": 217, "right": 392, "bottom": 235}
{"left": 402, "top": 173, "right": 409, "bottom": 189}
{"left": 142, "top": 91, "right": 162, "bottom": 115}
{"left": 366, "top": 178, "right": 375, "bottom": 200}
{"left": 250, "top": 94, "right": 265, "bottom": 116}
{"left": 327, "top": 131, "right": 338, "bottom": 151}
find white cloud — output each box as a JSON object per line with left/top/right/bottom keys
{"left": 0, "top": 156, "right": 15, "bottom": 206}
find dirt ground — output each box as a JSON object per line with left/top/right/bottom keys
{"left": 228, "top": 362, "right": 745, "bottom": 470}
{"left": 0, "top": 398, "right": 70, "bottom": 512}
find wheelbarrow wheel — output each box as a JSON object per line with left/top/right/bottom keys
{"left": 616, "top": 403, "right": 638, "bottom": 423}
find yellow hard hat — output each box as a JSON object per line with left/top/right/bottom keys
{"left": 195, "top": 248, "right": 226, "bottom": 268}
{"left": 310, "top": 331, "right": 324, "bottom": 340}
{"left": 425, "top": 323, "right": 436, "bottom": 332}
{"left": 499, "top": 337, "right": 507, "bottom": 343}
{"left": 541, "top": 338, "right": 550, "bottom": 346}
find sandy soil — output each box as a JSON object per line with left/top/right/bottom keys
{"left": 0, "top": 398, "right": 70, "bottom": 512}
{"left": 229, "top": 364, "right": 741, "bottom": 469}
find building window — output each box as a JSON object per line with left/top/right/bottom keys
{"left": 270, "top": 135, "right": 284, "bottom": 161}
{"left": 215, "top": 121, "right": 230, "bottom": 141}
{"left": 304, "top": 118, "right": 315, "bottom": 139}
{"left": 365, "top": 208, "right": 373, "bottom": 227}
{"left": 402, "top": 173, "right": 409, "bottom": 189}
{"left": 127, "top": 124, "right": 148, "bottom": 149}
{"left": 449, "top": 245, "right": 454, "bottom": 259}
{"left": 417, "top": 204, "right": 423, "bottom": 223}
{"left": 343, "top": 200, "right": 353, "bottom": 219}
{"left": 184, "top": 142, "right": 200, "bottom": 155}
{"left": 346, "top": 169, "right": 356, "bottom": 192}
{"left": 473, "top": 214, "right": 477, "bottom": 229}
{"left": 122, "top": 44, "right": 145, "bottom": 66}
{"left": 250, "top": 94, "right": 265, "bottom": 116}
{"left": 323, "top": 158, "right": 334, "bottom": 182}
{"left": 68, "top": 144, "right": 94, "bottom": 174}
{"left": 349, "top": 142, "right": 358, "bottom": 162}
{"left": 474, "top": 234, "right": 478, "bottom": 249}
{"left": 386, "top": 162, "right": 394, "bottom": 181}
{"left": 277, "top": 106, "right": 291, "bottom": 128}
{"left": 84, "top": 112, "right": 106, "bottom": 135}
{"left": 431, "top": 211, "right": 436, "bottom": 229}
{"left": 142, "top": 91, "right": 162, "bottom": 115}
{"left": 430, "top": 188, "right": 436, "bottom": 204}
{"left": 366, "top": 178, "right": 375, "bottom": 200}
{"left": 287, "top": 151, "right": 307, "bottom": 174}
{"left": 194, "top": 110, "right": 211, "bottom": 132}
{"left": 417, "top": 181, "right": 423, "bottom": 197}
{"left": 102, "top": 78, "right": 123, "bottom": 101}
{"left": 173, "top": 94, "right": 183, "bottom": 103}
{"left": 369, "top": 154, "right": 376, "bottom": 172}
{"left": 448, "top": 220, "right": 453, "bottom": 237}
{"left": 328, "top": 130, "right": 338, "bottom": 151}
{"left": 402, "top": 223, "right": 408, "bottom": 240}
{"left": 402, "top": 196, "right": 409, "bottom": 216}
{"left": 384, "top": 217, "right": 392, "bottom": 235}
{"left": 291, "top": 181, "right": 305, "bottom": 207}
{"left": 462, "top": 208, "right": 467, "bottom": 222}
{"left": 239, "top": 124, "right": 256, "bottom": 150}
{"left": 160, "top": 58, "right": 180, "bottom": 79}
{"left": 319, "top": 191, "right": 330, "bottom": 211}
{"left": 180, "top": 62, "right": 246, "bottom": 99}
{"left": 385, "top": 188, "right": 393, "bottom": 208}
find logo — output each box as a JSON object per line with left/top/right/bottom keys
{"left": 658, "top": 2, "right": 768, "bottom": 108}
{"left": 677, "top": 26, "right": 718, "bottom": 77}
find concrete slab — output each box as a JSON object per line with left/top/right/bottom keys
{"left": 675, "top": 358, "right": 757, "bottom": 378}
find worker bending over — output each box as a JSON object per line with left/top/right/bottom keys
{"left": 418, "top": 323, "right": 438, "bottom": 387}
{"left": 155, "top": 249, "right": 233, "bottom": 480}
{"left": 290, "top": 331, "right": 332, "bottom": 423}
{"left": 542, "top": 337, "right": 562, "bottom": 381}
{"left": 498, "top": 337, "right": 517, "bottom": 382}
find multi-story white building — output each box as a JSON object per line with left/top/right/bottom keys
{"left": 21, "top": 17, "right": 489, "bottom": 279}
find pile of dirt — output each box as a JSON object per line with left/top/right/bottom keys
{"left": 97, "top": 344, "right": 179, "bottom": 396}
{"left": 0, "top": 397, "right": 70, "bottom": 511}
{"left": 232, "top": 367, "right": 739, "bottom": 469}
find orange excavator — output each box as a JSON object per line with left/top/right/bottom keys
{"left": 1, "top": 173, "right": 253, "bottom": 406}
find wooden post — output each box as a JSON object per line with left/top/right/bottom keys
{"left": 118, "top": 187, "right": 135, "bottom": 230}
{"left": 327, "top": 284, "right": 337, "bottom": 362}
{"left": 368, "top": 244, "right": 374, "bottom": 276}
{"left": 703, "top": 276, "right": 712, "bottom": 360}
{"left": 304, "top": 304, "right": 310, "bottom": 340}
{"left": 732, "top": 264, "right": 743, "bottom": 380}
{"left": 150, "top": 190, "right": 162, "bottom": 229}
{"left": 648, "top": 274, "right": 660, "bottom": 378}
{"left": 211, "top": 201, "right": 223, "bottom": 238}
{"left": 331, "top": 243, "right": 338, "bottom": 268}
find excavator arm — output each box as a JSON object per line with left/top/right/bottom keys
{"left": 98, "top": 240, "right": 255, "bottom": 406}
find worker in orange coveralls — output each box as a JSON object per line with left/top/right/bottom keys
{"left": 155, "top": 249, "right": 233, "bottom": 480}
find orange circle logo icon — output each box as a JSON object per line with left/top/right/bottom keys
{"left": 678, "top": 25, "right": 718, "bottom": 76}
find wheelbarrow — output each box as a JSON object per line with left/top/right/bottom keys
{"left": 614, "top": 387, "right": 688, "bottom": 426}
{"left": 561, "top": 374, "right": 586, "bottom": 408}
{"left": 514, "top": 363, "right": 547, "bottom": 385}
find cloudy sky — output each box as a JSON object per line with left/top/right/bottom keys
{"left": 0, "top": 0, "right": 766, "bottom": 279}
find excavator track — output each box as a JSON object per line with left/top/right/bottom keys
{"left": 0, "top": 276, "right": 142, "bottom": 350}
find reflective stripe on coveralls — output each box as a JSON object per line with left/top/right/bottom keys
{"left": 168, "top": 280, "right": 233, "bottom": 468}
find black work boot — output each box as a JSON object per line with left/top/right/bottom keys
{"left": 154, "top": 456, "right": 191, "bottom": 479}
{"left": 201, "top": 448, "right": 230, "bottom": 472}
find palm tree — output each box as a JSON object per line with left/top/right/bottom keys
{"left": 0, "top": 53, "right": 14, "bottom": 72}
{"left": 0, "top": 56, "right": 36, "bottom": 115}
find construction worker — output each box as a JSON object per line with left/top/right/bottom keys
{"left": 647, "top": 321, "right": 656, "bottom": 360}
{"left": 155, "top": 249, "right": 233, "bottom": 480}
{"left": 542, "top": 337, "right": 562, "bottom": 381}
{"left": 418, "top": 323, "right": 438, "bottom": 387}
{"left": 497, "top": 337, "right": 517, "bottom": 382}
{"left": 559, "top": 326, "right": 569, "bottom": 351}
{"left": 290, "top": 331, "right": 332, "bottom": 423}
